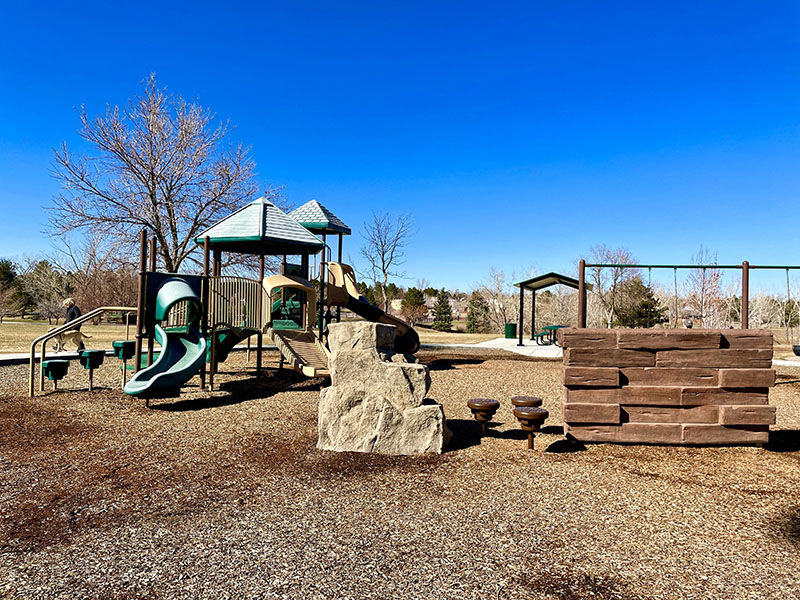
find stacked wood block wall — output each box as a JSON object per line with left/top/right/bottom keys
{"left": 558, "top": 328, "right": 776, "bottom": 445}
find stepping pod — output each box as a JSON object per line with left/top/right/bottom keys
{"left": 511, "top": 395, "right": 543, "bottom": 409}
{"left": 42, "top": 360, "right": 69, "bottom": 391}
{"left": 467, "top": 398, "right": 500, "bottom": 437}
{"left": 112, "top": 340, "right": 136, "bottom": 387}
{"left": 79, "top": 350, "right": 105, "bottom": 391}
{"left": 513, "top": 406, "right": 549, "bottom": 450}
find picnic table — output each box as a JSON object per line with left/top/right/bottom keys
{"left": 532, "top": 325, "right": 566, "bottom": 345}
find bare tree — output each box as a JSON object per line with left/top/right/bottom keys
{"left": 539, "top": 286, "right": 578, "bottom": 328}
{"left": 750, "top": 293, "right": 781, "bottom": 329}
{"left": 52, "top": 233, "right": 138, "bottom": 315}
{"left": 0, "top": 286, "right": 20, "bottom": 323}
{"left": 360, "top": 212, "right": 413, "bottom": 311}
{"left": 587, "top": 245, "right": 640, "bottom": 326}
{"left": 17, "top": 259, "right": 73, "bottom": 324}
{"left": 478, "top": 268, "right": 515, "bottom": 334}
{"left": 686, "top": 246, "right": 723, "bottom": 327}
{"left": 49, "top": 74, "right": 258, "bottom": 272}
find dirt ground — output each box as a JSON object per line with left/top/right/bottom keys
{"left": 0, "top": 350, "right": 798, "bottom": 600}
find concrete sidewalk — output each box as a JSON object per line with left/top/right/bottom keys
{"left": 470, "top": 337, "right": 563, "bottom": 358}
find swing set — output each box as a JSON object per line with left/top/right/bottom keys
{"left": 575, "top": 260, "right": 800, "bottom": 352}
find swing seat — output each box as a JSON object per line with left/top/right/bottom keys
{"left": 793, "top": 345, "right": 800, "bottom": 357}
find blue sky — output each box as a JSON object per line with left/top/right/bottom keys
{"left": 1, "top": 1, "right": 799, "bottom": 291}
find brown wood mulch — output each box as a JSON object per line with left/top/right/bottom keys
{"left": 0, "top": 349, "right": 798, "bottom": 599}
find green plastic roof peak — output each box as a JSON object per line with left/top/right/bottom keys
{"left": 514, "top": 272, "right": 594, "bottom": 292}
{"left": 288, "top": 199, "right": 351, "bottom": 235}
{"left": 194, "top": 197, "right": 324, "bottom": 254}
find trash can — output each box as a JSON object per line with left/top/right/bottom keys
{"left": 504, "top": 323, "right": 517, "bottom": 339}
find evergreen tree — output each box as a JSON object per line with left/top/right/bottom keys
{"left": 615, "top": 279, "right": 669, "bottom": 328}
{"left": 0, "top": 259, "right": 16, "bottom": 288}
{"left": 432, "top": 289, "right": 453, "bottom": 331}
{"left": 466, "top": 291, "right": 489, "bottom": 333}
{"left": 401, "top": 287, "right": 428, "bottom": 325}
{"left": 358, "top": 281, "right": 378, "bottom": 306}
{"left": 727, "top": 295, "right": 742, "bottom": 325}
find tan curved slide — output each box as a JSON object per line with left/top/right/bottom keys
{"left": 326, "top": 263, "right": 420, "bottom": 354}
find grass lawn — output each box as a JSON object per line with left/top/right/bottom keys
{"left": 0, "top": 320, "right": 136, "bottom": 354}
{"left": 415, "top": 324, "right": 498, "bottom": 345}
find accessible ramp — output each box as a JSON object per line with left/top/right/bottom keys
{"left": 326, "top": 262, "right": 420, "bottom": 354}
{"left": 124, "top": 277, "right": 207, "bottom": 396}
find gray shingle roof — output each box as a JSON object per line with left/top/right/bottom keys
{"left": 194, "top": 197, "right": 324, "bottom": 254}
{"left": 288, "top": 200, "right": 351, "bottom": 235}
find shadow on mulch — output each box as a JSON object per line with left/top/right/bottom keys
{"left": 764, "top": 429, "right": 800, "bottom": 453}
{"left": 424, "top": 358, "right": 485, "bottom": 371}
{"left": 150, "top": 372, "right": 326, "bottom": 412}
{"left": 545, "top": 439, "right": 587, "bottom": 453}
{"left": 513, "top": 568, "right": 647, "bottom": 600}
{"left": 442, "top": 419, "right": 482, "bottom": 451}
{"left": 770, "top": 505, "right": 800, "bottom": 547}
{"left": 541, "top": 425, "right": 564, "bottom": 435}
{"left": 495, "top": 428, "right": 526, "bottom": 441}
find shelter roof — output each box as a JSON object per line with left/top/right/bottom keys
{"left": 514, "top": 272, "right": 593, "bottom": 292}
{"left": 194, "top": 197, "right": 324, "bottom": 255}
{"left": 288, "top": 200, "right": 351, "bottom": 235}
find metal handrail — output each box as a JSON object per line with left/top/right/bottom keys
{"left": 29, "top": 306, "right": 137, "bottom": 397}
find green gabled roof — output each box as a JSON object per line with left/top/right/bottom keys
{"left": 194, "top": 197, "right": 324, "bottom": 255}
{"left": 514, "top": 272, "right": 593, "bottom": 291}
{"left": 288, "top": 200, "right": 351, "bottom": 235}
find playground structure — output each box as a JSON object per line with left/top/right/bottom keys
{"left": 557, "top": 260, "right": 799, "bottom": 445}
{"left": 27, "top": 197, "right": 420, "bottom": 399}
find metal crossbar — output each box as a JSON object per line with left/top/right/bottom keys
{"left": 586, "top": 263, "right": 800, "bottom": 270}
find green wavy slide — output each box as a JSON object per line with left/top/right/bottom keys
{"left": 124, "top": 278, "right": 207, "bottom": 397}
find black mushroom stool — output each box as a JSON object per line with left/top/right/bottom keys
{"left": 467, "top": 398, "right": 501, "bottom": 437}
{"left": 510, "top": 396, "right": 543, "bottom": 409}
{"left": 513, "top": 407, "right": 549, "bottom": 450}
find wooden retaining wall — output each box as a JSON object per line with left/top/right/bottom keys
{"left": 558, "top": 328, "right": 776, "bottom": 445}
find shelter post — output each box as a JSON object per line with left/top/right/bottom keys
{"left": 530, "top": 291, "right": 536, "bottom": 340}
{"left": 518, "top": 286, "right": 524, "bottom": 346}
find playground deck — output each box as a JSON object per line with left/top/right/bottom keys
{"left": 0, "top": 349, "right": 797, "bottom": 599}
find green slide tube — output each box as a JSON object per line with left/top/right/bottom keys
{"left": 124, "top": 277, "right": 207, "bottom": 396}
